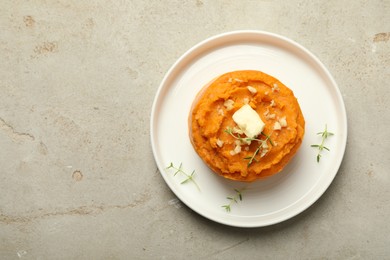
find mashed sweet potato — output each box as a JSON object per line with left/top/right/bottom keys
{"left": 189, "top": 70, "right": 305, "bottom": 182}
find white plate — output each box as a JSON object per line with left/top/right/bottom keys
{"left": 150, "top": 31, "right": 347, "bottom": 228}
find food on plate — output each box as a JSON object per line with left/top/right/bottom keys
{"left": 189, "top": 70, "right": 305, "bottom": 182}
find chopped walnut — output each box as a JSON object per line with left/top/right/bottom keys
{"left": 223, "top": 99, "right": 234, "bottom": 111}
{"left": 247, "top": 86, "right": 257, "bottom": 94}
{"left": 279, "top": 116, "right": 287, "bottom": 127}
{"left": 272, "top": 83, "right": 280, "bottom": 92}
{"left": 273, "top": 121, "right": 282, "bottom": 130}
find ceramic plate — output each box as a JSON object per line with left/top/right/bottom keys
{"left": 150, "top": 31, "right": 347, "bottom": 227}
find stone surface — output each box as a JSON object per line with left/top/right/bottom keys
{"left": 1, "top": 0, "right": 389, "bottom": 259}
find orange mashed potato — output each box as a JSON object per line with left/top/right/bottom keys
{"left": 189, "top": 70, "right": 305, "bottom": 182}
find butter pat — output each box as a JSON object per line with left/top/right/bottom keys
{"left": 232, "top": 104, "right": 265, "bottom": 138}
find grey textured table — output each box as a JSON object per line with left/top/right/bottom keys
{"left": 1, "top": 1, "right": 389, "bottom": 259}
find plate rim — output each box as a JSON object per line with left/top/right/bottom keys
{"left": 150, "top": 30, "right": 348, "bottom": 228}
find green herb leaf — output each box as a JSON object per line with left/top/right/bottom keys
{"left": 222, "top": 205, "right": 231, "bottom": 212}
{"left": 311, "top": 124, "right": 334, "bottom": 163}
{"left": 261, "top": 132, "right": 274, "bottom": 146}
{"left": 222, "top": 188, "right": 245, "bottom": 212}
{"left": 225, "top": 127, "right": 274, "bottom": 167}
{"left": 165, "top": 162, "right": 200, "bottom": 191}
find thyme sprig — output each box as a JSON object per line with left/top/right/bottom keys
{"left": 224, "top": 127, "right": 273, "bottom": 145}
{"left": 243, "top": 132, "right": 274, "bottom": 166}
{"left": 244, "top": 146, "right": 261, "bottom": 166}
{"left": 166, "top": 162, "right": 200, "bottom": 191}
{"left": 311, "top": 124, "right": 334, "bottom": 162}
{"left": 222, "top": 188, "right": 245, "bottom": 212}
{"left": 224, "top": 127, "right": 274, "bottom": 166}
